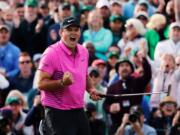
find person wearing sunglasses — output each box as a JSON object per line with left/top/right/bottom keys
{"left": 9, "top": 52, "right": 34, "bottom": 97}
{"left": 149, "top": 96, "right": 177, "bottom": 135}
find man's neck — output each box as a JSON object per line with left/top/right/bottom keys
{"left": 172, "top": 39, "right": 180, "bottom": 44}
{"left": 0, "top": 42, "right": 8, "bottom": 46}
{"left": 62, "top": 40, "right": 77, "bottom": 55}
{"left": 21, "top": 71, "right": 32, "bottom": 79}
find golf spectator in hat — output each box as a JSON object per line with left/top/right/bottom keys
{"left": 0, "top": 24, "right": 21, "bottom": 78}
{"left": 109, "top": 15, "right": 125, "bottom": 45}
{"left": 149, "top": 96, "right": 177, "bottom": 135}
{"left": 5, "top": 90, "right": 33, "bottom": 135}
{"left": 154, "top": 22, "right": 180, "bottom": 67}
{"left": 103, "top": 54, "right": 151, "bottom": 135}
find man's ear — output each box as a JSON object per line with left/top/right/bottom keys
{"left": 59, "top": 28, "right": 63, "bottom": 36}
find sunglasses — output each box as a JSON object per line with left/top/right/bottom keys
{"left": 125, "top": 24, "right": 134, "bottom": 30}
{"left": 19, "top": 60, "right": 31, "bottom": 64}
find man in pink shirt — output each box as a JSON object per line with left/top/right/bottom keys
{"left": 37, "top": 16, "right": 102, "bottom": 135}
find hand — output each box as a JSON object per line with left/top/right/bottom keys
{"left": 122, "top": 113, "right": 129, "bottom": 125}
{"left": 124, "top": 47, "right": 131, "bottom": 57}
{"left": 172, "top": 110, "right": 180, "bottom": 126}
{"left": 139, "top": 40, "right": 147, "bottom": 57}
{"left": 131, "top": 121, "right": 142, "bottom": 134}
{"left": 89, "top": 89, "right": 103, "bottom": 101}
{"left": 35, "top": 19, "right": 44, "bottom": 33}
{"left": 0, "top": 67, "right": 6, "bottom": 77}
{"left": 33, "top": 95, "right": 41, "bottom": 107}
{"left": 122, "top": 32, "right": 128, "bottom": 44}
{"left": 110, "top": 103, "right": 120, "bottom": 114}
{"left": 62, "top": 72, "right": 74, "bottom": 87}
{"left": 137, "top": 50, "right": 145, "bottom": 62}
{"left": 50, "top": 29, "right": 58, "bottom": 41}
{"left": 13, "top": 12, "right": 21, "bottom": 28}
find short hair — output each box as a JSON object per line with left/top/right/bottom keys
{"left": 16, "top": 3, "right": 24, "bottom": 8}
{"left": 19, "top": 52, "right": 31, "bottom": 58}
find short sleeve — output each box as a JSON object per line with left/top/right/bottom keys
{"left": 38, "top": 47, "right": 56, "bottom": 76}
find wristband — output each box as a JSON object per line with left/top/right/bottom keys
{"left": 60, "top": 80, "right": 65, "bottom": 87}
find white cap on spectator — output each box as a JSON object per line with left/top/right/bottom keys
{"left": 135, "top": 11, "right": 149, "bottom": 19}
{"left": 125, "top": 18, "right": 146, "bottom": 36}
{"left": 96, "top": 0, "right": 110, "bottom": 9}
{"left": 0, "top": 25, "right": 10, "bottom": 32}
{"left": 0, "top": 2, "right": 10, "bottom": 11}
{"left": 170, "top": 22, "right": 180, "bottom": 29}
{"left": 109, "top": 0, "right": 123, "bottom": 6}
{"left": 146, "top": 14, "right": 166, "bottom": 29}
{"left": 33, "top": 53, "right": 42, "bottom": 62}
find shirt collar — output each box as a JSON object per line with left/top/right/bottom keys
{"left": 59, "top": 40, "right": 79, "bottom": 56}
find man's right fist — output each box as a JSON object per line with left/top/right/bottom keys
{"left": 110, "top": 103, "right": 121, "bottom": 114}
{"left": 62, "top": 72, "right": 74, "bottom": 87}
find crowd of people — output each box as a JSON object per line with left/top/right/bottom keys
{"left": 0, "top": 0, "right": 180, "bottom": 135}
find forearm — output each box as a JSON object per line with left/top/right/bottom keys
{"left": 142, "top": 58, "right": 152, "bottom": 80}
{"left": 86, "top": 75, "right": 94, "bottom": 93}
{"left": 115, "top": 123, "right": 126, "bottom": 135}
{"left": 38, "top": 79, "right": 64, "bottom": 91}
{"left": 136, "top": 130, "right": 144, "bottom": 135}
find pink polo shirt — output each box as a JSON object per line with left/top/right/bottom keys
{"left": 38, "top": 41, "right": 89, "bottom": 110}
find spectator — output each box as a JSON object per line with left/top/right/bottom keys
{"left": 9, "top": 52, "right": 34, "bottom": 97}
{"left": 134, "top": 0, "right": 149, "bottom": 17}
{"left": 80, "top": 5, "right": 92, "bottom": 33}
{"left": 0, "top": 107, "right": 15, "bottom": 135}
{"left": 105, "top": 51, "right": 119, "bottom": 82}
{"left": 150, "top": 54, "right": 180, "bottom": 108}
{"left": 38, "top": 3, "right": 54, "bottom": 28}
{"left": 11, "top": 0, "right": 47, "bottom": 57}
{"left": 149, "top": 96, "right": 177, "bottom": 135}
{"left": 135, "top": 11, "right": 149, "bottom": 28}
{"left": 25, "top": 93, "right": 44, "bottom": 135}
{"left": 103, "top": 55, "right": 151, "bottom": 135}
{"left": 170, "top": 108, "right": 180, "bottom": 135}
{"left": 123, "top": 0, "right": 139, "bottom": 20}
{"left": 92, "top": 59, "right": 108, "bottom": 87}
{"left": 83, "top": 10, "right": 113, "bottom": 61}
{"left": 67, "top": 0, "right": 82, "bottom": 18}
{"left": 84, "top": 67, "right": 107, "bottom": 120}
{"left": 145, "top": 13, "right": 169, "bottom": 60}
{"left": 5, "top": 90, "right": 33, "bottom": 135}
{"left": 109, "top": 15, "right": 125, "bottom": 46}
{"left": 83, "top": 41, "right": 98, "bottom": 66}
{"left": 109, "top": 0, "right": 124, "bottom": 16}
{"left": 14, "top": 3, "right": 25, "bottom": 23}
{"left": 115, "top": 105, "right": 157, "bottom": 135}
{"left": 118, "top": 18, "right": 147, "bottom": 58}
{"left": 32, "top": 53, "right": 42, "bottom": 89}
{"left": 96, "top": 0, "right": 111, "bottom": 28}
{"left": 165, "top": 0, "right": 175, "bottom": 24}
{"left": 47, "top": 2, "right": 72, "bottom": 45}
{"left": 154, "top": 22, "right": 180, "bottom": 66}
{"left": 85, "top": 102, "right": 106, "bottom": 135}
{"left": 0, "top": 24, "right": 20, "bottom": 78}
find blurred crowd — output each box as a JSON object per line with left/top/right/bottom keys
{"left": 0, "top": 0, "right": 180, "bottom": 135}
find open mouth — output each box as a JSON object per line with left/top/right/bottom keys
{"left": 70, "top": 36, "right": 76, "bottom": 42}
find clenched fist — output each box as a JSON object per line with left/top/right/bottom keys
{"left": 62, "top": 72, "right": 74, "bottom": 87}
{"left": 110, "top": 103, "right": 121, "bottom": 114}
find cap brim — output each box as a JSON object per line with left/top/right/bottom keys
{"left": 0, "top": 26, "right": 10, "bottom": 32}
{"left": 63, "top": 24, "right": 80, "bottom": 28}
